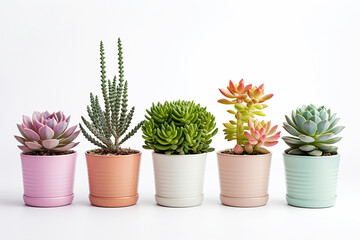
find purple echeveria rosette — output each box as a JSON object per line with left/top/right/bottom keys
{"left": 15, "top": 111, "right": 80, "bottom": 153}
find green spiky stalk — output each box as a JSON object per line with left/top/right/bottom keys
{"left": 81, "top": 38, "right": 144, "bottom": 154}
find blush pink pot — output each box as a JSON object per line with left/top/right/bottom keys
{"left": 21, "top": 152, "right": 77, "bottom": 207}
{"left": 217, "top": 151, "right": 272, "bottom": 207}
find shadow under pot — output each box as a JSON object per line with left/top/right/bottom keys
{"left": 21, "top": 152, "right": 77, "bottom": 207}
{"left": 283, "top": 153, "right": 340, "bottom": 208}
{"left": 85, "top": 151, "right": 141, "bottom": 207}
{"left": 152, "top": 152, "right": 207, "bottom": 208}
{"left": 217, "top": 151, "right": 272, "bottom": 207}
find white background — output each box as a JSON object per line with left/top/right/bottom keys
{"left": 1, "top": 0, "right": 359, "bottom": 239}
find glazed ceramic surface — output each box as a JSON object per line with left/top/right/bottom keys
{"left": 21, "top": 152, "right": 77, "bottom": 207}
{"left": 152, "top": 152, "right": 207, "bottom": 207}
{"left": 86, "top": 152, "right": 141, "bottom": 207}
{"left": 283, "top": 153, "right": 340, "bottom": 208}
{"left": 217, "top": 151, "right": 272, "bottom": 207}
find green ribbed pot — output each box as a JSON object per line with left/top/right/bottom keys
{"left": 283, "top": 153, "right": 340, "bottom": 208}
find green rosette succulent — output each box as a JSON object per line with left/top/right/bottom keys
{"left": 142, "top": 100, "right": 218, "bottom": 155}
{"left": 282, "top": 104, "right": 345, "bottom": 156}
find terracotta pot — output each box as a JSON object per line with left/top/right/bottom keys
{"left": 85, "top": 152, "right": 141, "bottom": 207}
{"left": 217, "top": 151, "right": 272, "bottom": 207}
{"left": 21, "top": 152, "right": 77, "bottom": 207}
{"left": 283, "top": 153, "right": 340, "bottom": 208}
{"left": 152, "top": 152, "right": 207, "bottom": 207}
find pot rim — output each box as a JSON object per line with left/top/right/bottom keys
{"left": 217, "top": 150, "right": 272, "bottom": 157}
{"left": 283, "top": 152, "right": 340, "bottom": 159}
{"left": 20, "top": 151, "right": 77, "bottom": 158}
{"left": 152, "top": 151, "right": 207, "bottom": 158}
{"left": 85, "top": 149, "right": 142, "bottom": 158}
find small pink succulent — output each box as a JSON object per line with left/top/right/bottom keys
{"left": 15, "top": 111, "right": 80, "bottom": 153}
{"left": 240, "top": 118, "right": 280, "bottom": 154}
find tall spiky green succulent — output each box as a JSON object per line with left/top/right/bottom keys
{"left": 282, "top": 104, "right": 344, "bottom": 156}
{"left": 142, "top": 100, "right": 218, "bottom": 155}
{"left": 80, "top": 38, "right": 144, "bottom": 153}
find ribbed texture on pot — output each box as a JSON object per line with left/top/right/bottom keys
{"left": 21, "top": 153, "right": 76, "bottom": 198}
{"left": 283, "top": 154, "right": 340, "bottom": 201}
{"left": 217, "top": 152, "right": 271, "bottom": 198}
{"left": 86, "top": 153, "right": 141, "bottom": 198}
{"left": 152, "top": 153, "right": 206, "bottom": 198}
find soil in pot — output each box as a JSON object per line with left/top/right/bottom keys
{"left": 221, "top": 148, "right": 268, "bottom": 155}
{"left": 87, "top": 148, "right": 140, "bottom": 156}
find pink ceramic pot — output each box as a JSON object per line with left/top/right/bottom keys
{"left": 21, "top": 152, "right": 77, "bottom": 207}
{"left": 217, "top": 151, "right": 272, "bottom": 207}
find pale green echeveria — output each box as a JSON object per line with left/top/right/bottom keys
{"left": 282, "top": 104, "right": 344, "bottom": 156}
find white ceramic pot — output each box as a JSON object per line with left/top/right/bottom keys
{"left": 152, "top": 152, "right": 207, "bottom": 207}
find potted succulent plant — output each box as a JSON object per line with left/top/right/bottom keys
{"left": 80, "top": 38, "right": 144, "bottom": 208}
{"left": 217, "top": 79, "right": 280, "bottom": 207}
{"left": 142, "top": 100, "right": 218, "bottom": 207}
{"left": 15, "top": 111, "right": 79, "bottom": 207}
{"left": 282, "top": 104, "right": 344, "bottom": 208}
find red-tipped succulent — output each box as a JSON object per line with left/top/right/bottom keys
{"left": 239, "top": 119, "right": 280, "bottom": 154}
{"left": 15, "top": 111, "right": 80, "bottom": 153}
{"left": 218, "top": 79, "right": 280, "bottom": 154}
{"left": 246, "top": 83, "right": 273, "bottom": 104}
{"left": 218, "top": 79, "right": 252, "bottom": 104}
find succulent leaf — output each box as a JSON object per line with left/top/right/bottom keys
{"left": 317, "top": 144, "right": 337, "bottom": 152}
{"left": 302, "top": 120, "right": 317, "bottom": 136}
{"left": 316, "top": 120, "right": 330, "bottom": 135}
{"left": 14, "top": 136, "right": 26, "bottom": 144}
{"left": 18, "top": 145, "right": 32, "bottom": 153}
{"left": 22, "top": 128, "right": 40, "bottom": 142}
{"left": 53, "top": 122, "right": 67, "bottom": 138}
{"left": 235, "top": 144, "right": 244, "bottom": 154}
{"left": 319, "top": 109, "right": 328, "bottom": 120}
{"left": 295, "top": 114, "right": 306, "bottom": 129}
{"left": 53, "top": 142, "right": 79, "bottom": 151}
{"left": 42, "top": 139, "right": 60, "bottom": 149}
{"left": 317, "top": 133, "right": 335, "bottom": 141}
{"left": 309, "top": 115, "right": 321, "bottom": 124}
{"left": 308, "top": 149, "right": 322, "bottom": 156}
{"left": 298, "top": 134, "right": 315, "bottom": 143}
{"left": 256, "top": 146, "right": 270, "bottom": 154}
{"left": 328, "top": 126, "right": 345, "bottom": 135}
{"left": 283, "top": 136, "right": 304, "bottom": 145}
{"left": 25, "top": 141, "right": 43, "bottom": 150}
{"left": 299, "top": 145, "right": 316, "bottom": 152}
{"left": 283, "top": 122, "right": 300, "bottom": 136}
{"left": 302, "top": 111, "right": 312, "bottom": 120}
{"left": 322, "top": 137, "right": 342, "bottom": 144}
{"left": 38, "top": 125, "right": 55, "bottom": 140}
{"left": 288, "top": 148, "right": 305, "bottom": 155}
{"left": 253, "top": 111, "right": 266, "bottom": 116}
